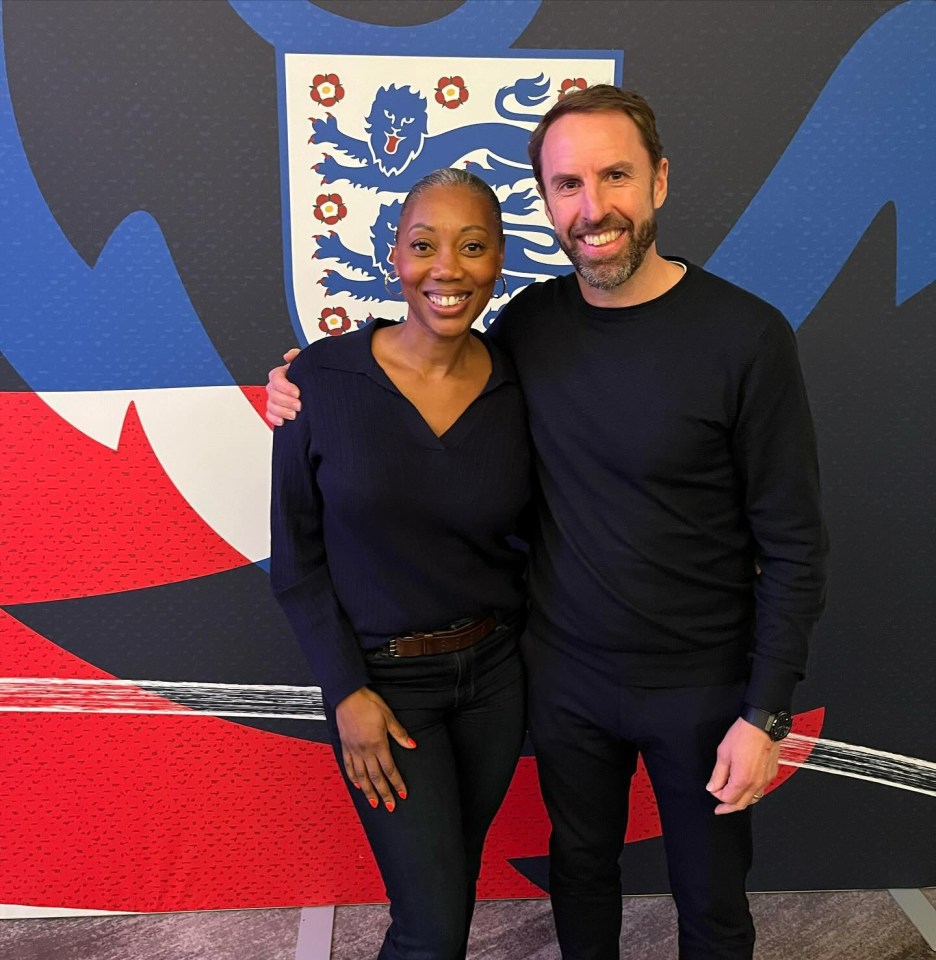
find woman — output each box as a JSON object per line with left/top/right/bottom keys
{"left": 270, "top": 168, "right": 530, "bottom": 960}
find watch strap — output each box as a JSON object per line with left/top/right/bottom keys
{"left": 741, "top": 704, "right": 792, "bottom": 741}
{"left": 741, "top": 704, "right": 773, "bottom": 732}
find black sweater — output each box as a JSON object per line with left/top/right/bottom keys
{"left": 489, "top": 263, "right": 828, "bottom": 712}
{"left": 270, "top": 319, "right": 531, "bottom": 706}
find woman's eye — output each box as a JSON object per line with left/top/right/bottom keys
{"left": 410, "top": 240, "right": 431, "bottom": 252}
{"left": 463, "top": 242, "right": 485, "bottom": 253}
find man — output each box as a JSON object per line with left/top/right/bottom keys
{"left": 266, "top": 87, "right": 828, "bottom": 960}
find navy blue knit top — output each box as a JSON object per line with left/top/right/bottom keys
{"left": 489, "top": 263, "right": 828, "bottom": 713}
{"left": 270, "top": 319, "right": 531, "bottom": 706}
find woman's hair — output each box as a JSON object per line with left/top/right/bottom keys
{"left": 399, "top": 167, "right": 503, "bottom": 242}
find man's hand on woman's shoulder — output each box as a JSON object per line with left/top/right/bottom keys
{"left": 266, "top": 348, "right": 302, "bottom": 426}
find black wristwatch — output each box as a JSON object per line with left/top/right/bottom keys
{"left": 741, "top": 704, "right": 793, "bottom": 742}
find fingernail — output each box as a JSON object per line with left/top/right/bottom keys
{"left": 352, "top": 782, "right": 360, "bottom": 789}
{"left": 368, "top": 797, "right": 378, "bottom": 808}
{"left": 398, "top": 791, "right": 407, "bottom": 800}
{"left": 407, "top": 738, "right": 417, "bottom": 748}
{"left": 386, "top": 802, "right": 395, "bottom": 813}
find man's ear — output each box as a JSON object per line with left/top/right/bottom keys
{"left": 652, "top": 158, "right": 669, "bottom": 211}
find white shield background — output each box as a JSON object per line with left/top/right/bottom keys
{"left": 283, "top": 53, "right": 618, "bottom": 343}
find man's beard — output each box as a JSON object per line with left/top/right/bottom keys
{"left": 559, "top": 214, "right": 657, "bottom": 291}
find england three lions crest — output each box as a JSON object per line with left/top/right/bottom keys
{"left": 282, "top": 53, "right": 620, "bottom": 342}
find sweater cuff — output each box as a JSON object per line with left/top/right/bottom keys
{"left": 321, "top": 667, "right": 370, "bottom": 711}
{"left": 743, "top": 661, "right": 799, "bottom": 715}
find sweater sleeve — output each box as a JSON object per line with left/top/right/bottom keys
{"left": 269, "top": 360, "right": 369, "bottom": 707}
{"left": 734, "top": 314, "right": 829, "bottom": 713}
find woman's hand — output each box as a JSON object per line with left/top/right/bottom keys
{"left": 265, "top": 348, "right": 302, "bottom": 426}
{"left": 335, "top": 687, "right": 416, "bottom": 811}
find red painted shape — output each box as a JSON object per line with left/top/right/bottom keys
{"left": 0, "top": 393, "right": 251, "bottom": 603}
{"left": 0, "top": 611, "right": 384, "bottom": 911}
{"left": 479, "top": 756, "right": 551, "bottom": 899}
{"left": 0, "top": 606, "right": 829, "bottom": 910}
{"left": 771, "top": 707, "right": 826, "bottom": 792}
{"left": 625, "top": 754, "right": 662, "bottom": 843}
{"left": 239, "top": 385, "right": 273, "bottom": 427}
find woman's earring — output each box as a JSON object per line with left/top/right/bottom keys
{"left": 494, "top": 275, "right": 508, "bottom": 299}
{"left": 384, "top": 271, "right": 402, "bottom": 298}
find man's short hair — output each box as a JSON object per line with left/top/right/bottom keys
{"left": 528, "top": 86, "right": 664, "bottom": 188}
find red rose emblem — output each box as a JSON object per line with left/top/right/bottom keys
{"left": 313, "top": 193, "right": 347, "bottom": 226}
{"left": 309, "top": 73, "right": 345, "bottom": 108}
{"left": 434, "top": 75, "right": 469, "bottom": 110}
{"left": 318, "top": 306, "right": 351, "bottom": 336}
{"left": 558, "top": 77, "right": 588, "bottom": 99}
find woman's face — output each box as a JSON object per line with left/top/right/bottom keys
{"left": 393, "top": 184, "right": 504, "bottom": 340}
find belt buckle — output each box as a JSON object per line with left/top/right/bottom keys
{"left": 390, "top": 630, "right": 432, "bottom": 657}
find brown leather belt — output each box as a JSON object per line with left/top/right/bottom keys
{"left": 388, "top": 615, "right": 496, "bottom": 658}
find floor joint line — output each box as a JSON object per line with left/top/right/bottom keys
{"left": 889, "top": 888, "right": 936, "bottom": 951}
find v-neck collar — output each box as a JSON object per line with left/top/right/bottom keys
{"left": 317, "top": 318, "right": 516, "bottom": 450}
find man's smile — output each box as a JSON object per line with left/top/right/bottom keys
{"left": 578, "top": 228, "right": 625, "bottom": 248}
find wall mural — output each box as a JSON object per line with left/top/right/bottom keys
{"left": 0, "top": 0, "right": 933, "bottom": 913}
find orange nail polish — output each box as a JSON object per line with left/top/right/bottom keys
{"left": 398, "top": 791, "right": 407, "bottom": 800}
{"left": 368, "top": 797, "right": 378, "bottom": 808}
{"left": 386, "top": 802, "right": 395, "bottom": 813}
{"left": 407, "top": 738, "right": 417, "bottom": 748}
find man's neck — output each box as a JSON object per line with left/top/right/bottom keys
{"left": 575, "top": 248, "right": 686, "bottom": 309}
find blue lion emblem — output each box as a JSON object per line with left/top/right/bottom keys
{"left": 315, "top": 190, "right": 561, "bottom": 310}
{"left": 312, "top": 76, "right": 550, "bottom": 191}
{"left": 311, "top": 75, "right": 570, "bottom": 315}
{"left": 314, "top": 198, "right": 402, "bottom": 303}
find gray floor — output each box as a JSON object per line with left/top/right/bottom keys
{"left": 0, "top": 891, "right": 934, "bottom": 960}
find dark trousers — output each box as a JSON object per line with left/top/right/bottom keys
{"left": 326, "top": 622, "right": 525, "bottom": 960}
{"left": 524, "top": 633, "right": 755, "bottom": 960}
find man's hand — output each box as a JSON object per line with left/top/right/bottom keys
{"left": 335, "top": 687, "right": 416, "bottom": 812}
{"left": 706, "top": 717, "right": 780, "bottom": 815}
{"left": 265, "top": 348, "right": 302, "bottom": 426}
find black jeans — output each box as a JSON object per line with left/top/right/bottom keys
{"left": 326, "top": 621, "right": 525, "bottom": 960}
{"left": 524, "top": 633, "right": 755, "bottom": 960}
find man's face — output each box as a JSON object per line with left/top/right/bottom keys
{"left": 538, "top": 111, "right": 668, "bottom": 293}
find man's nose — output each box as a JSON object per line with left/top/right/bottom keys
{"left": 580, "top": 182, "right": 609, "bottom": 224}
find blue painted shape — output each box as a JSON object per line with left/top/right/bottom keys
{"left": 229, "top": 0, "right": 542, "bottom": 54}
{"left": 707, "top": 0, "right": 936, "bottom": 329}
{"left": 0, "top": 4, "right": 235, "bottom": 391}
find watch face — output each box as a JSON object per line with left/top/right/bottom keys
{"left": 770, "top": 710, "right": 793, "bottom": 741}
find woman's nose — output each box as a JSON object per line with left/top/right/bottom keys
{"left": 430, "top": 247, "right": 461, "bottom": 278}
